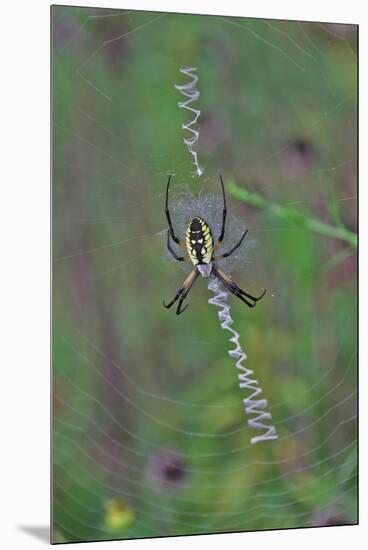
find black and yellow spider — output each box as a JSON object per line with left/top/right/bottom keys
{"left": 163, "top": 174, "right": 266, "bottom": 315}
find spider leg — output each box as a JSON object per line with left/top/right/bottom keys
{"left": 218, "top": 266, "right": 266, "bottom": 302}
{"left": 167, "top": 230, "right": 185, "bottom": 262}
{"left": 216, "top": 174, "right": 227, "bottom": 247}
{"left": 214, "top": 229, "right": 248, "bottom": 260}
{"left": 176, "top": 279, "right": 196, "bottom": 315}
{"left": 213, "top": 265, "right": 266, "bottom": 308}
{"left": 214, "top": 271, "right": 255, "bottom": 307}
{"left": 163, "top": 269, "right": 199, "bottom": 315}
{"left": 165, "top": 175, "right": 183, "bottom": 246}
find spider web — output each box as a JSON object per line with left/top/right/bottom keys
{"left": 52, "top": 6, "right": 357, "bottom": 543}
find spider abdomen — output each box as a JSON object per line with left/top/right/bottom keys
{"left": 186, "top": 217, "right": 214, "bottom": 265}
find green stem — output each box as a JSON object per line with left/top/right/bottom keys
{"left": 228, "top": 181, "right": 357, "bottom": 249}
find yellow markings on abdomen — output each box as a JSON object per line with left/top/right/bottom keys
{"left": 186, "top": 216, "right": 214, "bottom": 265}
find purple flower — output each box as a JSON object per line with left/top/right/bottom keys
{"left": 146, "top": 448, "right": 188, "bottom": 492}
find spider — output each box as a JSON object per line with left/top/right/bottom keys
{"left": 163, "top": 174, "right": 266, "bottom": 315}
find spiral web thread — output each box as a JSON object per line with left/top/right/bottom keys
{"left": 175, "top": 67, "right": 203, "bottom": 177}
{"left": 174, "top": 64, "right": 277, "bottom": 444}
{"left": 51, "top": 10, "right": 357, "bottom": 539}
{"left": 208, "top": 278, "right": 278, "bottom": 444}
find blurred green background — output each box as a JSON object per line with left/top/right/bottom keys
{"left": 52, "top": 6, "right": 357, "bottom": 543}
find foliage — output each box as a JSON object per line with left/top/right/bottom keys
{"left": 52, "top": 6, "right": 357, "bottom": 543}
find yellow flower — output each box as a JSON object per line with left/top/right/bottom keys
{"left": 104, "top": 499, "right": 136, "bottom": 531}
